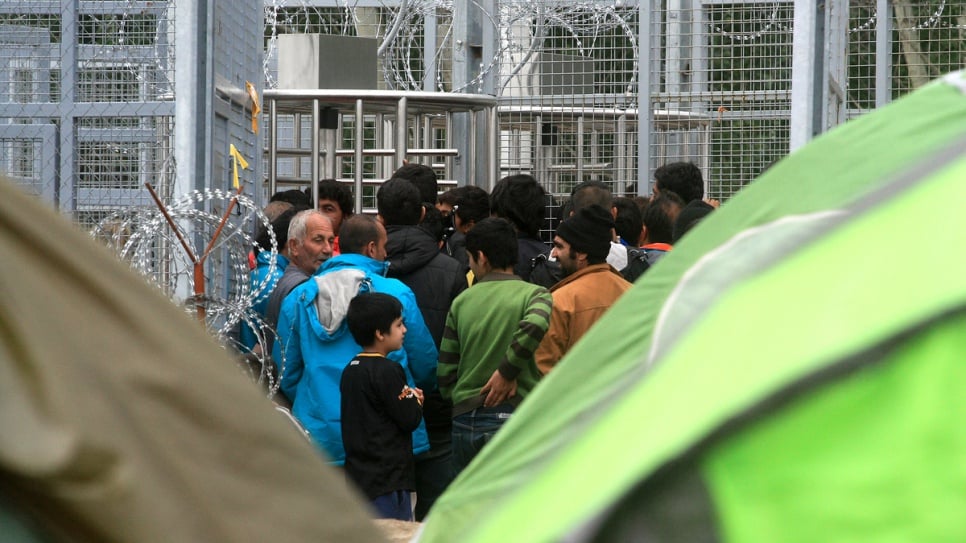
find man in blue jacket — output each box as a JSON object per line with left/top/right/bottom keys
{"left": 274, "top": 214, "right": 438, "bottom": 465}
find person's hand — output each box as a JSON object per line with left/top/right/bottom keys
{"left": 705, "top": 198, "right": 720, "bottom": 209}
{"left": 480, "top": 370, "right": 516, "bottom": 408}
{"left": 413, "top": 387, "right": 424, "bottom": 406}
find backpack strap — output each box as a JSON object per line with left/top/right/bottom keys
{"left": 622, "top": 247, "right": 665, "bottom": 283}
{"left": 529, "top": 253, "right": 562, "bottom": 288}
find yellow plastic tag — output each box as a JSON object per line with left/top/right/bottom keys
{"left": 229, "top": 144, "right": 249, "bottom": 189}
{"left": 246, "top": 81, "right": 261, "bottom": 134}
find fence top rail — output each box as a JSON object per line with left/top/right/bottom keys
{"left": 264, "top": 89, "right": 498, "bottom": 116}
{"left": 499, "top": 105, "right": 712, "bottom": 127}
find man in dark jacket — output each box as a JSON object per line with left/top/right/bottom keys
{"left": 489, "top": 174, "right": 560, "bottom": 288}
{"left": 377, "top": 177, "right": 468, "bottom": 520}
{"left": 444, "top": 185, "right": 489, "bottom": 272}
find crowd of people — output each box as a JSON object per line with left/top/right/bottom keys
{"left": 241, "top": 161, "right": 717, "bottom": 522}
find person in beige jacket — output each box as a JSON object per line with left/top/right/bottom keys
{"left": 535, "top": 205, "right": 632, "bottom": 375}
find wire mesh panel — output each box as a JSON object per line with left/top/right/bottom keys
{"left": 498, "top": 3, "right": 643, "bottom": 202}
{"left": 645, "top": 1, "right": 794, "bottom": 200}
{"left": 262, "top": 1, "right": 647, "bottom": 207}
{"left": 1, "top": 7, "right": 61, "bottom": 203}
{"left": 890, "top": 1, "right": 966, "bottom": 96}
{"left": 0, "top": 1, "right": 176, "bottom": 221}
{"left": 847, "top": 0, "right": 966, "bottom": 119}
{"left": 5, "top": 1, "right": 965, "bottom": 221}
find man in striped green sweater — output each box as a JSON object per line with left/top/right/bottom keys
{"left": 438, "top": 218, "right": 553, "bottom": 474}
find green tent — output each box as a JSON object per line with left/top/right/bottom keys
{"left": 419, "top": 71, "right": 966, "bottom": 542}
{"left": 0, "top": 175, "right": 386, "bottom": 542}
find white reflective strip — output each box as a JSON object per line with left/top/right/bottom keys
{"left": 647, "top": 210, "right": 846, "bottom": 368}
{"left": 941, "top": 70, "right": 966, "bottom": 94}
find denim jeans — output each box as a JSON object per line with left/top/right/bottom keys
{"left": 414, "top": 428, "right": 456, "bottom": 521}
{"left": 371, "top": 489, "right": 413, "bottom": 521}
{"left": 451, "top": 405, "right": 515, "bottom": 475}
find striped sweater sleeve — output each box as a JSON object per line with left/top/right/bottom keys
{"left": 497, "top": 287, "right": 553, "bottom": 380}
{"left": 437, "top": 309, "right": 461, "bottom": 401}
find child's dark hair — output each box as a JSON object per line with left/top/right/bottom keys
{"left": 452, "top": 185, "right": 490, "bottom": 226}
{"left": 420, "top": 203, "right": 445, "bottom": 243}
{"left": 377, "top": 178, "right": 423, "bottom": 226}
{"left": 437, "top": 188, "right": 459, "bottom": 208}
{"left": 489, "top": 174, "right": 547, "bottom": 238}
{"left": 270, "top": 189, "right": 311, "bottom": 207}
{"left": 613, "top": 196, "right": 643, "bottom": 246}
{"left": 347, "top": 292, "right": 403, "bottom": 347}
{"left": 392, "top": 163, "right": 439, "bottom": 205}
{"left": 464, "top": 217, "right": 518, "bottom": 270}
{"left": 305, "top": 179, "right": 354, "bottom": 216}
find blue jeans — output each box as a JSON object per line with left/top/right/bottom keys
{"left": 371, "top": 490, "right": 413, "bottom": 521}
{"left": 451, "top": 405, "right": 514, "bottom": 474}
{"left": 414, "top": 429, "right": 456, "bottom": 521}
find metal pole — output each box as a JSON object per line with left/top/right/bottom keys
{"left": 445, "top": 112, "right": 454, "bottom": 182}
{"left": 638, "top": 0, "right": 655, "bottom": 196}
{"left": 269, "top": 98, "right": 278, "bottom": 194}
{"left": 487, "top": 105, "right": 498, "bottom": 190}
{"left": 355, "top": 99, "right": 365, "bottom": 214}
{"left": 535, "top": 115, "right": 543, "bottom": 188}
{"left": 311, "top": 98, "right": 320, "bottom": 207}
{"left": 376, "top": 112, "right": 387, "bottom": 178}
{"left": 395, "top": 96, "right": 408, "bottom": 168}
{"left": 59, "top": 0, "right": 78, "bottom": 211}
{"left": 324, "top": 113, "right": 339, "bottom": 180}
{"left": 790, "top": 0, "right": 823, "bottom": 151}
{"left": 423, "top": 9, "right": 438, "bottom": 92}
{"left": 422, "top": 115, "right": 433, "bottom": 167}
{"left": 576, "top": 116, "right": 585, "bottom": 182}
{"left": 468, "top": 110, "right": 478, "bottom": 186}
{"left": 294, "top": 113, "right": 302, "bottom": 179}
{"left": 875, "top": 0, "right": 892, "bottom": 108}
{"left": 617, "top": 114, "right": 627, "bottom": 193}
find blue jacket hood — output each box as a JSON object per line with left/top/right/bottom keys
{"left": 272, "top": 252, "right": 438, "bottom": 464}
{"left": 318, "top": 253, "right": 390, "bottom": 277}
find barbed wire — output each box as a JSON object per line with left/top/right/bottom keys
{"left": 262, "top": 0, "right": 640, "bottom": 95}
{"left": 705, "top": 0, "right": 959, "bottom": 42}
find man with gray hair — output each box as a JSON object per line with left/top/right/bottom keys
{"left": 264, "top": 209, "right": 335, "bottom": 346}
{"left": 274, "top": 215, "right": 438, "bottom": 468}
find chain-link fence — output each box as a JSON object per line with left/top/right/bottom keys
{"left": 0, "top": 1, "right": 176, "bottom": 226}
{"left": 3, "top": 1, "right": 966, "bottom": 220}
{"left": 260, "top": 0, "right": 966, "bottom": 208}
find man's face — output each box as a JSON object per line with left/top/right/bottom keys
{"left": 551, "top": 236, "right": 579, "bottom": 277}
{"left": 290, "top": 214, "right": 335, "bottom": 274}
{"left": 370, "top": 221, "right": 389, "bottom": 262}
{"left": 318, "top": 198, "right": 345, "bottom": 234}
{"left": 467, "top": 250, "right": 488, "bottom": 279}
{"left": 436, "top": 202, "right": 453, "bottom": 217}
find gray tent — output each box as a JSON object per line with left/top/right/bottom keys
{"left": 0, "top": 176, "right": 385, "bottom": 542}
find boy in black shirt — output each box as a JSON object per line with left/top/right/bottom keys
{"left": 341, "top": 292, "right": 424, "bottom": 520}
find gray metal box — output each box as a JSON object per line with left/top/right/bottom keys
{"left": 277, "top": 34, "right": 378, "bottom": 90}
{"left": 502, "top": 51, "right": 595, "bottom": 97}
{"left": 538, "top": 52, "right": 595, "bottom": 95}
